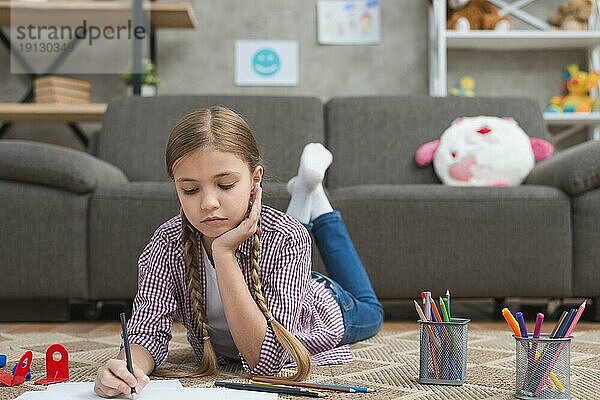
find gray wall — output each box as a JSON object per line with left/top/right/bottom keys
{"left": 0, "top": 0, "right": 588, "bottom": 150}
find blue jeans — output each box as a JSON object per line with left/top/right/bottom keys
{"left": 304, "top": 211, "right": 384, "bottom": 345}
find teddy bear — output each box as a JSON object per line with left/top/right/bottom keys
{"left": 446, "top": 0, "right": 512, "bottom": 31}
{"left": 415, "top": 116, "right": 553, "bottom": 187}
{"left": 546, "top": 64, "right": 599, "bottom": 112}
{"left": 548, "top": 0, "right": 593, "bottom": 31}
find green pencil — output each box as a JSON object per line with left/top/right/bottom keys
{"left": 439, "top": 297, "right": 450, "bottom": 322}
{"left": 442, "top": 297, "right": 451, "bottom": 320}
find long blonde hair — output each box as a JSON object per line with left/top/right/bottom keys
{"left": 161, "top": 106, "right": 311, "bottom": 380}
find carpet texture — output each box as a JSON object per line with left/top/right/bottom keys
{"left": 1, "top": 327, "right": 599, "bottom": 399}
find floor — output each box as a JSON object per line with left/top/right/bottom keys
{"left": 1, "top": 298, "right": 597, "bottom": 334}
{"left": 1, "top": 321, "right": 599, "bottom": 335}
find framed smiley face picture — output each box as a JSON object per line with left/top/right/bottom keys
{"left": 235, "top": 40, "right": 299, "bottom": 86}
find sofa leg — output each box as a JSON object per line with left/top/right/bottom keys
{"left": 591, "top": 297, "right": 600, "bottom": 322}
{"left": 0, "top": 300, "right": 69, "bottom": 322}
{"left": 494, "top": 298, "right": 505, "bottom": 319}
{"left": 546, "top": 298, "right": 562, "bottom": 318}
{"left": 84, "top": 301, "right": 104, "bottom": 320}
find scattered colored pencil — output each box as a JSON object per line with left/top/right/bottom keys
{"left": 252, "top": 376, "right": 376, "bottom": 393}
{"left": 215, "top": 381, "right": 326, "bottom": 398}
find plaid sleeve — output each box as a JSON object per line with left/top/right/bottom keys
{"left": 241, "top": 227, "right": 313, "bottom": 376}
{"left": 126, "top": 231, "right": 177, "bottom": 369}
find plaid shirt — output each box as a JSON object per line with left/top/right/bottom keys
{"left": 128, "top": 205, "right": 352, "bottom": 375}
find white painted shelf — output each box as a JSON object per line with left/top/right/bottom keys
{"left": 543, "top": 112, "right": 600, "bottom": 126}
{"left": 428, "top": 0, "right": 600, "bottom": 96}
{"left": 429, "top": 0, "right": 600, "bottom": 141}
{"left": 447, "top": 31, "right": 600, "bottom": 51}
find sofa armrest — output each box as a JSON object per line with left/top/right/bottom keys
{"left": 525, "top": 141, "right": 600, "bottom": 196}
{"left": 0, "top": 140, "right": 128, "bottom": 194}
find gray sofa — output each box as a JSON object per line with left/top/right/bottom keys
{"left": 1, "top": 95, "right": 599, "bottom": 321}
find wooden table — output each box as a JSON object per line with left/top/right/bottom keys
{"left": 0, "top": 1, "right": 197, "bottom": 145}
{"left": 0, "top": 1, "right": 198, "bottom": 29}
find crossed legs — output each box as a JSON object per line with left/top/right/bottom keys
{"left": 286, "top": 143, "right": 384, "bottom": 344}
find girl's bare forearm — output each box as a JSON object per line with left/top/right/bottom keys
{"left": 117, "top": 344, "right": 155, "bottom": 375}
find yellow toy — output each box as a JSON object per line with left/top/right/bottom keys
{"left": 450, "top": 76, "right": 476, "bottom": 97}
{"left": 547, "top": 64, "right": 599, "bottom": 113}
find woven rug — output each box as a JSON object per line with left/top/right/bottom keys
{"left": 1, "top": 327, "right": 599, "bottom": 400}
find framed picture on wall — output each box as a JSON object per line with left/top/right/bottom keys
{"left": 317, "top": 0, "right": 381, "bottom": 45}
{"left": 235, "top": 40, "right": 299, "bottom": 86}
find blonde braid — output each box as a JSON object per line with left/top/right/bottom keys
{"left": 153, "top": 210, "right": 218, "bottom": 378}
{"left": 249, "top": 217, "right": 312, "bottom": 381}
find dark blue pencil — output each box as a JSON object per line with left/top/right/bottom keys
{"left": 556, "top": 309, "right": 576, "bottom": 338}
{"left": 120, "top": 312, "right": 136, "bottom": 395}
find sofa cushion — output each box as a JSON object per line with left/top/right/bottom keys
{"left": 0, "top": 140, "right": 127, "bottom": 194}
{"left": 96, "top": 96, "right": 325, "bottom": 183}
{"left": 89, "top": 182, "right": 179, "bottom": 299}
{"left": 326, "top": 96, "right": 547, "bottom": 188}
{"left": 88, "top": 180, "right": 293, "bottom": 300}
{"left": 526, "top": 141, "right": 600, "bottom": 196}
{"left": 0, "top": 181, "right": 88, "bottom": 299}
{"left": 572, "top": 188, "right": 600, "bottom": 297}
{"left": 330, "top": 184, "right": 571, "bottom": 299}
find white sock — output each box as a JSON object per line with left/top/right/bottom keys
{"left": 286, "top": 176, "right": 312, "bottom": 224}
{"left": 285, "top": 143, "right": 333, "bottom": 224}
{"left": 310, "top": 183, "right": 333, "bottom": 221}
{"left": 287, "top": 178, "right": 334, "bottom": 222}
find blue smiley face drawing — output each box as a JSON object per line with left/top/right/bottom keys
{"left": 252, "top": 49, "right": 280, "bottom": 76}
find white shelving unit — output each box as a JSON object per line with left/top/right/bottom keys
{"left": 428, "top": 0, "right": 600, "bottom": 141}
{"left": 446, "top": 31, "right": 600, "bottom": 50}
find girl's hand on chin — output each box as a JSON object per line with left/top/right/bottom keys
{"left": 212, "top": 183, "right": 262, "bottom": 256}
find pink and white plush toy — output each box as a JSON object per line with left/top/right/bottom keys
{"left": 415, "top": 116, "right": 554, "bottom": 186}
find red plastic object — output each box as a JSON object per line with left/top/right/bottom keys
{"left": 34, "top": 344, "right": 69, "bottom": 385}
{"left": 0, "top": 351, "right": 33, "bottom": 387}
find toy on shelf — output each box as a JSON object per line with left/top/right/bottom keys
{"left": 547, "top": 64, "right": 599, "bottom": 113}
{"left": 446, "top": 0, "right": 512, "bottom": 31}
{"left": 34, "top": 343, "right": 69, "bottom": 385}
{"left": 415, "top": 116, "right": 553, "bottom": 187}
{"left": 548, "top": 0, "right": 593, "bottom": 31}
{"left": 0, "top": 351, "right": 32, "bottom": 387}
{"left": 450, "top": 76, "right": 476, "bottom": 97}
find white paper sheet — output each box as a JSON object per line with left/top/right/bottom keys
{"left": 45, "top": 379, "right": 182, "bottom": 392}
{"left": 15, "top": 381, "right": 277, "bottom": 400}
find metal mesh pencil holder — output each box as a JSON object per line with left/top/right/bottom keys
{"left": 418, "top": 318, "right": 469, "bottom": 385}
{"left": 515, "top": 335, "right": 571, "bottom": 400}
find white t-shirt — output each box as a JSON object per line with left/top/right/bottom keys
{"left": 202, "top": 246, "right": 240, "bottom": 360}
